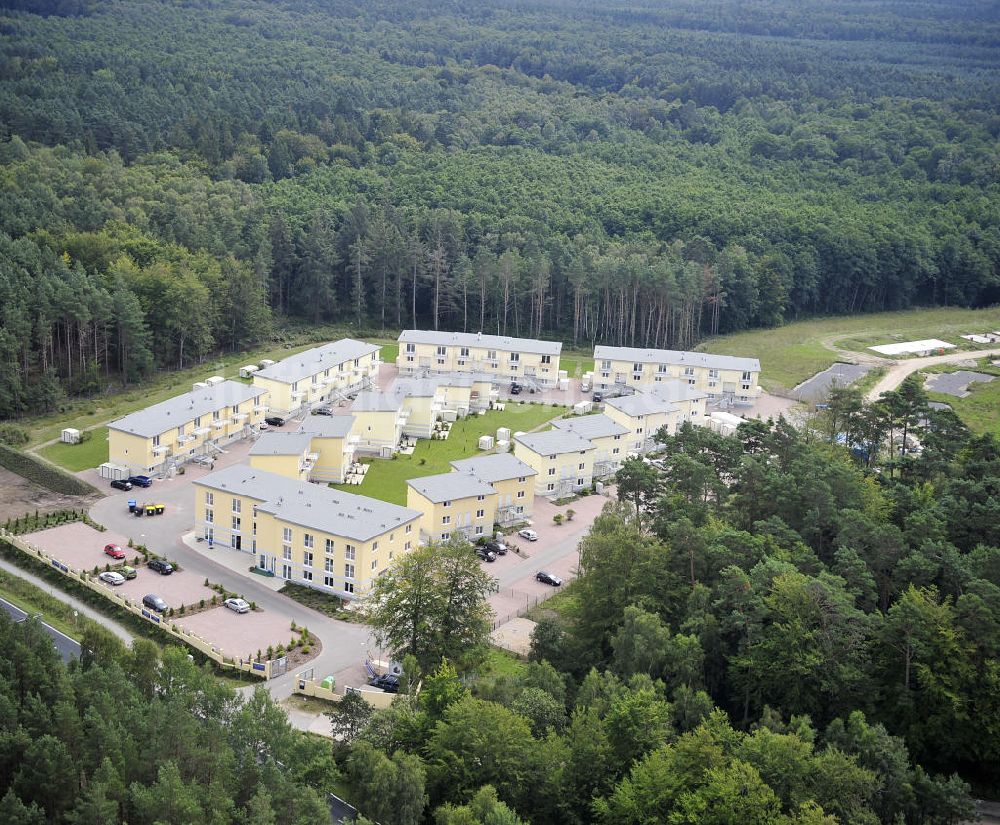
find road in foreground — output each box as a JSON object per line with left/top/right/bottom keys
{"left": 0, "top": 594, "right": 81, "bottom": 663}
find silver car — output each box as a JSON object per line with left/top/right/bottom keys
{"left": 98, "top": 571, "right": 126, "bottom": 586}
{"left": 224, "top": 597, "right": 251, "bottom": 614}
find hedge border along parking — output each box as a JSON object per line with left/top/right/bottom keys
{"left": 0, "top": 444, "right": 98, "bottom": 496}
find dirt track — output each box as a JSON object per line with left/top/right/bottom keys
{"left": 0, "top": 466, "right": 97, "bottom": 522}
{"left": 864, "top": 347, "right": 1000, "bottom": 401}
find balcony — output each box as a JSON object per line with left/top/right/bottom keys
{"left": 212, "top": 419, "right": 226, "bottom": 430}
{"left": 253, "top": 404, "right": 267, "bottom": 412}
{"left": 232, "top": 413, "right": 247, "bottom": 424}
{"left": 192, "top": 426, "right": 211, "bottom": 436}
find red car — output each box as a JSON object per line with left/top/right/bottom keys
{"left": 104, "top": 544, "right": 126, "bottom": 560}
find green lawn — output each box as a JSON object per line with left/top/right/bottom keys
{"left": 333, "top": 402, "right": 565, "bottom": 505}
{"left": 925, "top": 358, "right": 1000, "bottom": 435}
{"left": 38, "top": 427, "right": 109, "bottom": 471}
{"left": 560, "top": 349, "right": 595, "bottom": 379}
{"left": 699, "top": 307, "right": 1000, "bottom": 391}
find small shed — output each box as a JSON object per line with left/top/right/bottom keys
{"left": 558, "top": 378, "right": 570, "bottom": 392}
{"left": 98, "top": 462, "right": 130, "bottom": 481}
{"left": 205, "top": 375, "right": 225, "bottom": 386}
{"left": 573, "top": 401, "right": 593, "bottom": 415}
{"left": 496, "top": 439, "right": 510, "bottom": 452}
{"left": 478, "top": 435, "right": 495, "bottom": 451}
{"left": 61, "top": 428, "right": 81, "bottom": 444}
{"left": 259, "top": 359, "right": 276, "bottom": 368}
{"left": 497, "top": 427, "right": 512, "bottom": 442}
{"left": 239, "top": 364, "right": 259, "bottom": 378}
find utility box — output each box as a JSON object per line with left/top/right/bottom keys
{"left": 192, "top": 381, "right": 209, "bottom": 391}
{"left": 259, "top": 359, "right": 276, "bottom": 368}
{"left": 239, "top": 365, "right": 259, "bottom": 378}
{"left": 558, "top": 369, "right": 568, "bottom": 380}
{"left": 478, "top": 435, "right": 495, "bottom": 451}
{"left": 559, "top": 378, "right": 570, "bottom": 392}
{"left": 206, "top": 376, "right": 225, "bottom": 386}
{"left": 61, "top": 428, "right": 81, "bottom": 444}
{"left": 573, "top": 401, "right": 593, "bottom": 415}
{"left": 497, "top": 427, "right": 511, "bottom": 443}
{"left": 495, "top": 440, "right": 510, "bottom": 452}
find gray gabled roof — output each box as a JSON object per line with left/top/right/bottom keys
{"left": 552, "top": 413, "right": 629, "bottom": 440}
{"left": 255, "top": 339, "right": 379, "bottom": 385}
{"left": 406, "top": 472, "right": 496, "bottom": 503}
{"left": 644, "top": 381, "right": 709, "bottom": 403}
{"left": 351, "top": 391, "right": 401, "bottom": 413}
{"left": 399, "top": 329, "right": 561, "bottom": 357}
{"left": 109, "top": 381, "right": 267, "bottom": 439}
{"left": 514, "top": 429, "right": 595, "bottom": 455}
{"left": 604, "top": 393, "right": 678, "bottom": 417}
{"left": 594, "top": 345, "right": 759, "bottom": 373}
{"left": 249, "top": 431, "right": 314, "bottom": 456}
{"left": 450, "top": 453, "right": 538, "bottom": 482}
{"left": 194, "top": 464, "right": 420, "bottom": 541}
{"left": 301, "top": 415, "right": 355, "bottom": 439}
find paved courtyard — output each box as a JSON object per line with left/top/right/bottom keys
{"left": 23, "top": 522, "right": 138, "bottom": 571}
{"left": 177, "top": 606, "right": 299, "bottom": 660}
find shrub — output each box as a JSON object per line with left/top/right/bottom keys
{"left": 553, "top": 514, "right": 564, "bottom": 526}
{"left": 179, "top": 605, "right": 186, "bottom": 615}
{"left": 301, "top": 645, "right": 311, "bottom": 655}
{"left": 266, "top": 645, "right": 274, "bottom": 659}
{"left": 0, "top": 423, "right": 29, "bottom": 447}
{"left": 567, "top": 508, "right": 576, "bottom": 522}
{"left": 290, "top": 619, "right": 297, "bottom": 631}
{"left": 0, "top": 444, "right": 98, "bottom": 495}
{"left": 211, "top": 595, "right": 218, "bottom": 605}
{"left": 199, "top": 599, "right": 205, "bottom": 609}
{"left": 250, "top": 601, "right": 257, "bottom": 611}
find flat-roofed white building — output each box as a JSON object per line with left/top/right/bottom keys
{"left": 593, "top": 345, "right": 760, "bottom": 403}
{"left": 397, "top": 330, "right": 561, "bottom": 388}
{"left": 253, "top": 339, "right": 380, "bottom": 417}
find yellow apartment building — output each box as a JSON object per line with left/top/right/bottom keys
{"left": 107, "top": 380, "right": 269, "bottom": 476}
{"left": 603, "top": 393, "right": 680, "bottom": 454}
{"left": 513, "top": 429, "right": 596, "bottom": 498}
{"left": 193, "top": 464, "right": 421, "bottom": 599}
{"left": 406, "top": 472, "right": 499, "bottom": 543}
{"left": 350, "top": 391, "right": 406, "bottom": 455}
{"left": 301, "top": 415, "right": 358, "bottom": 483}
{"left": 450, "top": 453, "right": 537, "bottom": 526}
{"left": 552, "top": 413, "right": 629, "bottom": 478}
{"left": 397, "top": 330, "right": 562, "bottom": 388}
{"left": 593, "top": 345, "right": 761, "bottom": 403}
{"left": 253, "top": 339, "right": 381, "bottom": 418}
{"left": 643, "top": 381, "right": 709, "bottom": 424}
{"left": 248, "top": 431, "right": 317, "bottom": 482}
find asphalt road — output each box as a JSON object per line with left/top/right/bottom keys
{"left": 0, "top": 595, "right": 81, "bottom": 663}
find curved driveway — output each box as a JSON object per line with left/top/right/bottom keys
{"left": 864, "top": 347, "right": 1000, "bottom": 401}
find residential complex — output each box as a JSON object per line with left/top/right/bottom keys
{"left": 552, "top": 413, "right": 629, "bottom": 478}
{"left": 193, "top": 464, "right": 421, "bottom": 598}
{"left": 107, "top": 380, "right": 268, "bottom": 476}
{"left": 450, "top": 453, "right": 536, "bottom": 525}
{"left": 253, "top": 339, "right": 380, "bottom": 418}
{"left": 406, "top": 472, "right": 499, "bottom": 543}
{"left": 397, "top": 330, "right": 562, "bottom": 388}
{"left": 514, "top": 429, "right": 596, "bottom": 498}
{"left": 592, "top": 345, "right": 760, "bottom": 403}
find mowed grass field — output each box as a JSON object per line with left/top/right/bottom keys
{"left": 699, "top": 306, "right": 1000, "bottom": 391}
{"left": 38, "top": 427, "right": 110, "bottom": 471}
{"left": 925, "top": 358, "right": 1000, "bottom": 435}
{"left": 333, "top": 402, "right": 565, "bottom": 505}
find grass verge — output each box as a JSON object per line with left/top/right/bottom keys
{"left": 334, "top": 402, "right": 566, "bottom": 505}
{"left": 699, "top": 306, "right": 1000, "bottom": 391}
{"left": 0, "top": 444, "right": 98, "bottom": 495}
{"left": 278, "top": 581, "right": 359, "bottom": 621}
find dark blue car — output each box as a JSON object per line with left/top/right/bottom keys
{"left": 128, "top": 475, "right": 153, "bottom": 488}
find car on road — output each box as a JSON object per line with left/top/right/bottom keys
{"left": 368, "top": 673, "right": 400, "bottom": 693}
{"left": 98, "top": 571, "right": 126, "bottom": 586}
{"left": 147, "top": 558, "right": 174, "bottom": 575}
{"left": 224, "top": 597, "right": 251, "bottom": 614}
{"left": 265, "top": 416, "right": 285, "bottom": 427}
{"left": 475, "top": 546, "right": 497, "bottom": 563}
{"left": 110, "top": 479, "right": 132, "bottom": 491}
{"left": 116, "top": 565, "right": 137, "bottom": 580}
{"left": 142, "top": 594, "right": 168, "bottom": 613}
{"left": 128, "top": 475, "right": 153, "bottom": 488}
{"left": 536, "top": 571, "right": 562, "bottom": 587}
{"left": 311, "top": 406, "right": 334, "bottom": 416}
{"left": 486, "top": 540, "right": 508, "bottom": 556}
{"left": 592, "top": 391, "right": 604, "bottom": 403}
{"left": 103, "top": 543, "right": 126, "bottom": 560}
{"left": 518, "top": 528, "right": 539, "bottom": 542}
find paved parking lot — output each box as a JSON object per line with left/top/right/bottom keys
{"left": 177, "top": 606, "right": 298, "bottom": 660}
{"left": 924, "top": 370, "right": 994, "bottom": 398}
{"left": 112, "top": 569, "right": 216, "bottom": 611}
{"left": 24, "top": 522, "right": 138, "bottom": 571}
{"left": 792, "top": 363, "right": 872, "bottom": 403}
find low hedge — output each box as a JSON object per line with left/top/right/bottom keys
{"left": 0, "top": 444, "right": 98, "bottom": 496}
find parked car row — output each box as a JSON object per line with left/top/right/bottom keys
{"left": 110, "top": 475, "right": 154, "bottom": 492}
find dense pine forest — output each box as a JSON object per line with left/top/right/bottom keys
{"left": 0, "top": 0, "right": 998, "bottom": 416}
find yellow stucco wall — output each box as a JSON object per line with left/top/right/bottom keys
{"left": 406, "top": 487, "right": 499, "bottom": 543}
{"left": 595, "top": 358, "right": 760, "bottom": 399}
{"left": 513, "top": 442, "right": 595, "bottom": 497}
{"left": 398, "top": 342, "right": 560, "bottom": 385}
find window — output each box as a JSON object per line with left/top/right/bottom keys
{"left": 282, "top": 564, "right": 292, "bottom": 580}
{"left": 205, "top": 491, "right": 214, "bottom": 505}
{"left": 517, "top": 490, "right": 525, "bottom": 499}
{"left": 303, "top": 552, "right": 313, "bottom": 567}
{"left": 518, "top": 476, "right": 526, "bottom": 483}
{"left": 303, "top": 533, "right": 314, "bottom": 549}
{"left": 709, "top": 369, "right": 720, "bottom": 379}
{"left": 637, "top": 426, "right": 644, "bottom": 434}
{"left": 405, "top": 524, "right": 413, "bottom": 534}
{"left": 325, "top": 558, "right": 334, "bottom": 572}
{"left": 205, "top": 527, "right": 214, "bottom": 542}
{"left": 405, "top": 343, "right": 415, "bottom": 353}
{"left": 684, "top": 367, "right": 695, "bottom": 376}
{"left": 437, "top": 358, "right": 445, "bottom": 366}
{"left": 345, "top": 545, "right": 356, "bottom": 561}
{"left": 205, "top": 508, "right": 213, "bottom": 523}
{"left": 437, "top": 345, "right": 447, "bottom": 356}
{"left": 213, "top": 410, "right": 220, "bottom": 421}
{"left": 283, "top": 546, "right": 292, "bottom": 561}
{"left": 547, "top": 483, "right": 555, "bottom": 491}
{"left": 406, "top": 356, "right": 414, "bottom": 363}
{"left": 194, "top": 416, "right": 201, "bottom": 427}
{"left": 613, "top": 447, "right": 620, "bottom": 455}
{"left": 658, "top": 364, "right": 668, "bottom": 373}
{"left": 633, "top": 363, "right": 643, "bottom": 373}
{"left": 292, "top": 381, "right": 298, "bottom": 391}
{"left": 476, "top": 509, "right": 485, "bottom": 518}
{"left": 548, "top": 468, "right": 556, "bottom": 476}
{"left": 325, "top": 538, "right": 335, "bottom": 555}
{"left": 389, "top": 533, "right": 394, "bottom": 542}
{"left": 232, "top": 516, "right": 241, "bottom": 531}
{"left": 742, "top": 371, "right": 753, "bottom": 382}
{"left": 283, "top": 527, "right": 292, "bottom": 543}
{"left": 614, "top": 434, "right": 621, "bottom": 441}
{"left": 460, "top": 347, "right": 470, "bottom": 357}
{"left": 325, "top": 575, "right": 335, "bottom": 588}
{"left": 371, "top": 559, "right": 378, "bottom": 570}
{"left": 404, "top": 541, "right": 411, "bottom": 551}
{"left": 509, "top": 352, "right": 520, "bottom": 362}
{"left": 345, "top": 563, "right": 355, "bottom": 579}
{"left": 302, "top": 570, "right": 313, "bottom": 582}
{"left": 477, "top": 494, "right": 485, "bottom": 501}
{"left": 475, "top": 526, "right": 484, "bottom": 535}
{"left": 443, "top": 500, "right": 452, "bottom": 507}
{"left": 579, "top": 462, "right": 586, "bottom": 470}
{"left": 442, "top": 515, "right": 451, "bottom": 525}
{"left": 577, "top": 477, "right": 585, "bottom": 485}
{"left": 516, "top": 505, "right": 524, "bottom": 514}
{"left": 372, "top": 541, "right": 379, "bottom": 552}
{"left": 541, "top": 355, "right": 551, "bottom": 364}
{"left": 549, "top": 454, "right": 556, "bottom": 460}
{"left": 177, "top": 424, "right": 186, "bottom": 438}
{"left": 232, "top": 499, "right": 241, "bottom": 513}
{"left": 441, "top": 532, "right": 451, "bottom": 541}
{"left": 344, "top": 582, "right": 355, "bottom": 594}
{"left": 487, "top": 350, "right": 497, "bottom": 361}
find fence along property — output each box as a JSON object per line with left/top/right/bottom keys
{"left": 0, "top": 528, "right": 272, "bottom": 679}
